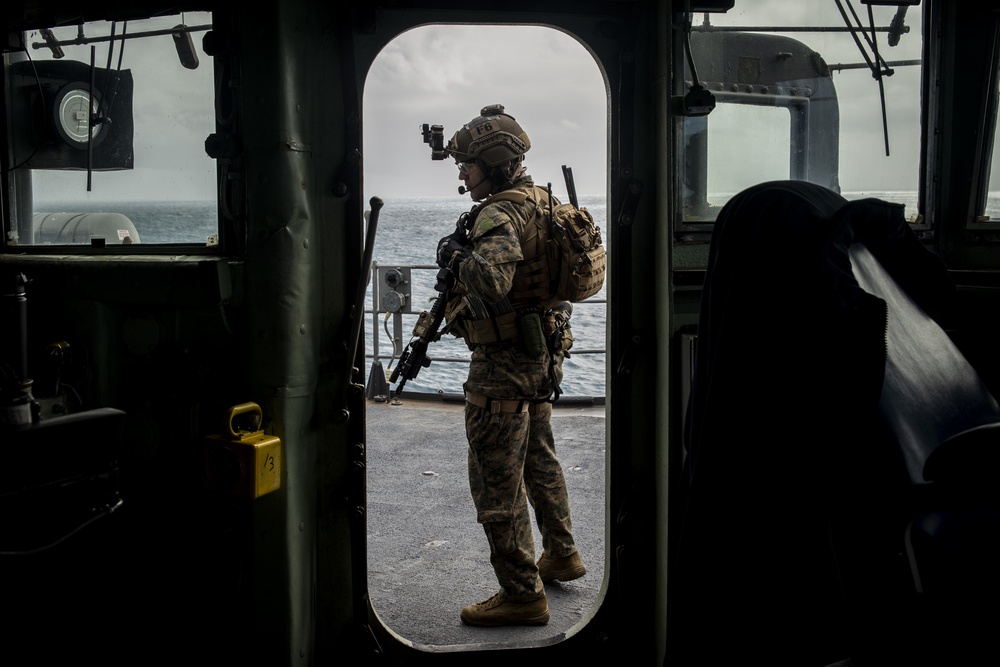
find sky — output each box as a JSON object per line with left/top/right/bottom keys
{"left": 26, "top": 3, "right": 973, "bottom": 205}
{"left": 361, "top": 25, "right": 608, "bottom": 200}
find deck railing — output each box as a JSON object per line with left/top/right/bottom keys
{"left": 364, "top": 261, "right": 606, "bottom": 402}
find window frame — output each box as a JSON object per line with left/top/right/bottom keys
{"left": 2, "top": 12, "right": 226, "bottom": 256}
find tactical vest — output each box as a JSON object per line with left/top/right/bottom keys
{"left": 493, "top": 186, "right": 562, "bottom": 311}
{"left": 456, "top": 184, "right": 560, "bottom": 347}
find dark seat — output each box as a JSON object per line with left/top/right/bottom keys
{"left": 672, "top": 180, "right": 1000, "bottom": 665}
{"left": 849, "top": 242, "right": 1000, "bottom": 487}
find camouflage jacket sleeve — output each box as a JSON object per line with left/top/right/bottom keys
{"left": 453, "top": 200, "right": 524, "bottom": 303}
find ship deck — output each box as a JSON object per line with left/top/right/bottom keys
{"left": 365, "top": 395, "right": 607, "bottom": 650}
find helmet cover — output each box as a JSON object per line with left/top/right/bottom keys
{"left": 447, "top": 104, "right": 530, "bottom": 167}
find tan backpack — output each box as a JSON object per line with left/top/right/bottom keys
{"left": 490, "top": 185, "right": 606, "bottom": 304}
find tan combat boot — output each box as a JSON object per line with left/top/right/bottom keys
{"left": 537, "top": 550, "right": 586, "bottom": 583}
{"left": 460, "top": 591, "right": 550, "bottom": 627}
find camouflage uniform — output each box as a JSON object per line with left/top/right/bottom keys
{"left": 449, "top": 176, "right": 578, "bottom": 603}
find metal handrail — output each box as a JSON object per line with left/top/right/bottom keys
{"left": 365, "top": 260, "right": 606, "bottom": 379}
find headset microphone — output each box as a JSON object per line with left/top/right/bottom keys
{"left": 458, "top": 176, "right": 487, "bottom": 195}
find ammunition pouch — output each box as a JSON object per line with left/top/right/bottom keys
{"left": 519, "top": 309, "right": 546, "bottom": 357}
{"left": 458, "top": 302, "right": 574, "bottom": 360}
{"left": 463, "top": 310, "right": 519, "bottom": 346}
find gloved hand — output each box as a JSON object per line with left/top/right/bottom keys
{"left": 434, "top": 267, "right": 455, "bottom": 293}
{"left": 436, "top": 232, "right": 470, "bottom": 271}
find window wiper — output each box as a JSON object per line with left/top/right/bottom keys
{"left": 834, "top": 0, "right": 910, "bottom": 156}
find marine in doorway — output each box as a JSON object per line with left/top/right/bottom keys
{"left": 432, "top": 104, "right": 586, "bottom": 627}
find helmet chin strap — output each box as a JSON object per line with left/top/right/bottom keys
{"left": 457, "top": 159, "right": 523, "bottom": 196}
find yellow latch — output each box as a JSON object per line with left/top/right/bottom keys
{"left": 204, "top": 402, "right": 281, "bottom": 499}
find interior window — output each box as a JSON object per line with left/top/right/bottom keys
{"left": 982, "top": 66, "right": 1000, "bottom": 221}
{"left": 677, "top": 2, "right": 923, "bottom": 230}
{"left": 6, "top": 13, "right": 216, "bottom": 247}
{"left": 685, "top": 104, "right": 790, "bottom": 220}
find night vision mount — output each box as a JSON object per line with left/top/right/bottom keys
{"left": 421, "top": 123, "right": 448, "bottom": 160}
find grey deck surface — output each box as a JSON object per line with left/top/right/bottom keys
{"left": 365, "top": 397, "right": 607, "bottom": 650}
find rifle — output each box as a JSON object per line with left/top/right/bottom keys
{"left": 389, "top": 269, "right": 452, "bottom": 398}
{"left": 389, "top": 209, "right": 473, "bottom": 397}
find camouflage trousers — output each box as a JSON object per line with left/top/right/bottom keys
{"left": 465, "top": 400, "right": 577, "bottom": 602}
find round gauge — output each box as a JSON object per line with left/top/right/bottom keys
{"left": 385, "top": 268, "right": 403, "bottom": 288}
{"left": 52, "top": 83, "right": 106, "bottom": 148}
{"left": 381, "top": 290, "right": 406, "bottom": 313}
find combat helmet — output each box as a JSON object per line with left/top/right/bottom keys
{"left": 447, "top": 104, "right": 530, "bottom": 167}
